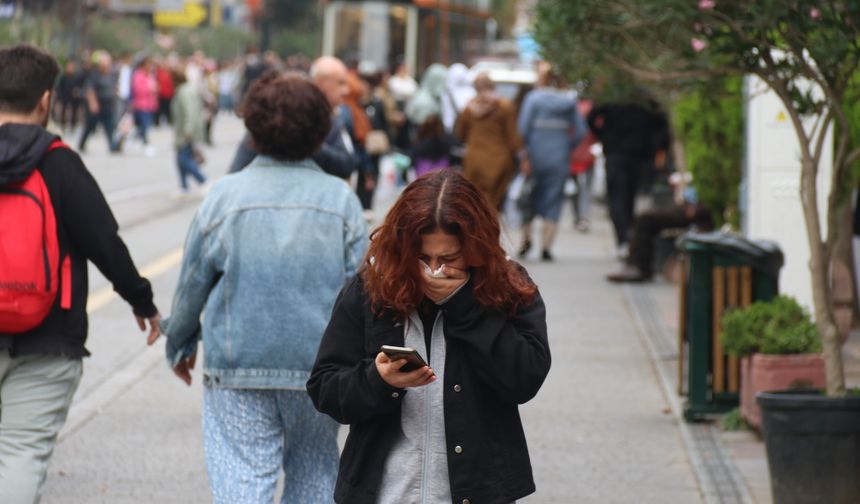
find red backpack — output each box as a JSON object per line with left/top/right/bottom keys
{"left": 0, "top": 140, "right": 72, "bottom": 334}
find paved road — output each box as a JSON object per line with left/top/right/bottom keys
{"left": 40, "top": 116, "right": 703, "bottom": 503}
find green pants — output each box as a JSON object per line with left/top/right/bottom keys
{"left": 0, "top": 351, "right": 82, "bottom": 504}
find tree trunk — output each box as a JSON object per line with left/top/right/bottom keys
{"left": 833, "top": 201, "right": 858, "bottom": 341}
{"left": 800, "top": 155, "right": 847, "bottom": 396}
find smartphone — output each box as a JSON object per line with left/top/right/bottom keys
{"left": 380, "top": 345, "right": 429, "bottom": 372}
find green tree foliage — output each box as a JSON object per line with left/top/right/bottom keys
{"left": 534, "top": 0, "right": 860, "bottom": 396}
{"left": 673, "top": 77, "right": 743, "bottom": 228}
{"left": 263, "top": 0, "right": 319, "bottom": 56}
{"left": 270, "top": 30, "right": 317, "bottom": 59}
{"left": 722, "top": 296, "right": 821, "bottom": 357}
{"left": 0, "top": 14, "right": 66, "bottom": 55}
{"left": 172, "top": 26, "right": 254, "bottom": 61}
{"left": 89, "top": 14, "right": 153, "bottom": 57}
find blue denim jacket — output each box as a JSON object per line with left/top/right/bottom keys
{"left": 163, "top": 156, "right": 368, "bottom": 389}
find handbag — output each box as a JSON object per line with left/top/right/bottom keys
{"left": 192, "top": 146, "right": 206, "bottom": 166}
{"left": 365, "top": 130, "right": 390, "bottom": 155}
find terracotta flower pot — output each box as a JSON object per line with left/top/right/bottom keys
{"left": 740, "top": 353, "right": 825, "bottom": 429}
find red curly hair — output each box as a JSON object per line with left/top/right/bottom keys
{"left": 362, "top": 169, "right": 536, "bottom": 317}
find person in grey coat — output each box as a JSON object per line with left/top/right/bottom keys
{"left": 517, "top": 65, "right": 587, "bottom": 261}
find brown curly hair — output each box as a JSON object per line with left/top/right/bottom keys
{"left": 362, "top": 169, "right": 537, "bottom": 318}
{"left": 242, "top": 72, "right": 332, "bottom": 161}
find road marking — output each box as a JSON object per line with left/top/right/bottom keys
{"left": 105, "top": 183, "right": 173, "bottom": 204}
{"left": 86, "top": 246, "right": 184, "bottom": 314}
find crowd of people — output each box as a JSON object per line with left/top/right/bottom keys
{"left": 49, "top": 47, "right": 309, "bottom": 195}
{"left": 0, "top": 37, "right": 698, "bottom": 503}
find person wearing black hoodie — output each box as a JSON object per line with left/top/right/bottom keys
{"left": 0, "top": 45, "right": 161, "bottom": 503}
{"left": 587, "top": 98, "right": 669, "bottom": 256}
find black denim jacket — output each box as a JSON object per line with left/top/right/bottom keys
{"left": 307, "top": 271, "right": 550, "bottom": 504}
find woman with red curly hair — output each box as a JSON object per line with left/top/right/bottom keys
{"left": 308, "top": 169, "right": 551, "bottom": 504}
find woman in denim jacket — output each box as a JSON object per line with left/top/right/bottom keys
{"left": 163, "top": 73, "right": 368, "bottom": 503}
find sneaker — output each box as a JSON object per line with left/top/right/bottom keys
{"left": 517, "top": 239, "right": 532, "bottom": 259}
{"left": 541, "top": 249, "right": 554, "bottom": 262}
{"left": 606, "top": 265, "right": 651, "bottom": 283}
{"left": 575, "top": 219, "right": 590, "bottom": 233}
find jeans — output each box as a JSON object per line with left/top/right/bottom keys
{"left": 79, "top": 103, "right": 119, "bottom": 152}
{"left": 176, "top": 144, "right": 207, "bottom": 190}
{"left": 0, "top": 352, "right": 82, "bottom": 504}
{"left": 156, "top": 97, "right": 172, "bottom": 126}
{"left": 203, "top": 387, "right": 339, "bottom": 504}
{"left": 133, "top": 110, "right": 154, "bottom": 145}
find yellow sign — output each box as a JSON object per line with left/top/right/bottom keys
{"left": 776, "top": 111, "right": 788, "bottom": 123}
{"left": 154, "top": 2, "right": 207, "bottom": 28}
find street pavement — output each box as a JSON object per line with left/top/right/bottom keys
{"left": 39, "top": 115, "right": 704, "bottom": 503}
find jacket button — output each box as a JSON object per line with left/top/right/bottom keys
{"left": 392, "top": 392, "right": 400, "bottom": 399}
{"left": 453, "top": 384, "right": 462, "bottom": 392}
{"left": 454, "top": 445, "right": 463, "bottom": 454}
{"left": 462, "top": 500, "right": 470, "bottom": 504}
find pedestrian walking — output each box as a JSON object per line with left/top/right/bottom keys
{"left": 587, "top": 94, "right": 669, "bottom": 257}
{"left": 163, "top": 73, "right": 368, "bottom": 504}
{"left": 517, "top": 64, "right": 587, "bottom": 261}
{"left": 358, "top": 69, "right": 392, "bottom": 212}
{"left": 455, "top": 72, "right": 522, "bottom": 210}
{"left": 0, "top": 45, "right": 161, "bottom": 503}
{"left": 341, "top": 72, "right": 374, "bottom": 208}
{"left": 308, "top": 169, "right": 550, "bottom": 504}
{"left": 387, "top": 60, "right": 416, "bottom": 151}
{"left": 441, "top": 62, "right": 474, "bottom": 133}
{"left": 170, "top": 68, "right": 208, "bottom": 195}
{"left": 217, "top": 59, "right": 239, "bottom": 112}
{"left": 570, "top": 98, "right": 598, "bottom": 233}
{"left": 53, "top": 60, "right": 84, "bottom": 133}
{"left": 78, "top": 51, "right": 121, "bottom": 153}
{"left": 410, "top": 115, "right": 455, "bottom": 177}
{"left": 131, "top": 57, "right": 158, "bottom": 156}
{"left": 155, "top": 59, "right": 175, "bottom": 126}
{"left": 405, "top": 63, "right": 448, "bottom": 135}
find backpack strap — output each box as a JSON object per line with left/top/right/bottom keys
{"left": 44, "top": 138, "right": 72, "bottom": 310}
{"left": 47, "top": 139, "right": 69, "bottom": 152}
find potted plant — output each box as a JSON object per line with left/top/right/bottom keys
{"left": 721, "top": 296, "right": 825, "bottom": 430}
{"left": 536, "top": 2, "right": 860, "bottom": 502}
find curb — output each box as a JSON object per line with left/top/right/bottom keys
{"left": 623, "top": 284, "right": 757, "bottom": 504}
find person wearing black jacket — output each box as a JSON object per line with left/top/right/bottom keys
{"left": 0, "top": 45, "right": 160, "bottom": 502}
{"left": 587, "top": 98, "right": 669, "bottom": 255}
{"left": 307, "top": 170, "right": 550, "bottom": 504}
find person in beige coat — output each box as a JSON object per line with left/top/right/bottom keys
{"left": 454, "top": 72, "right": 523, "bottom": 210}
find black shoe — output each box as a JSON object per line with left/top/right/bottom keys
{"left": 606, "top": 265, "right": 651, "bottom": 283}
{"left": 541, "top": 250, "right": 554, "bottom": 262}
{"left": 518, "top": 240, "right": 532, "bottom": 259}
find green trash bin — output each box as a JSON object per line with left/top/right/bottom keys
{"left": 678, "top": 232, "right": 783, "bottom": 421}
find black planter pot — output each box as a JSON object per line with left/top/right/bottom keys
{"left": 757, "top": 391, "right": 860, "bottom": 504}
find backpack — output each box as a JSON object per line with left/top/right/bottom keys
{"left": 0, "top": 140, "right": 71, "bottom": 333}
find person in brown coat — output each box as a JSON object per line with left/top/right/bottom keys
{"left": 455, "top": 72, "right": 523, "bottom": 210}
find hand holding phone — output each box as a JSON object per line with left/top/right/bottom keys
{"left": 376, "top": 346, "right": 435, "bottom": 389}
{"left": 381, "top": 345, "right": 428, "bottom": 371}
